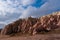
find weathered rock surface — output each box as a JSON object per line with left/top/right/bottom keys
{"left": 1, "top": 12, "right": 60, "bottom": 35}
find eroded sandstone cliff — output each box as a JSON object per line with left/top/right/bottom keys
{"left": 1, "top": 12, "right": 60, "bottom": 35}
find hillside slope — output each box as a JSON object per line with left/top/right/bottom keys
{"left": 1, "top": 12, "right": 60, "bottom": 35}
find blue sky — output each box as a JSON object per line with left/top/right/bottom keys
{"left": 0, "top": 0, "right": 60, "bottom": 26}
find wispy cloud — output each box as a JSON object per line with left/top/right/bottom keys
{"left": 20, "top": 0, "right": 60, "bottom": 18}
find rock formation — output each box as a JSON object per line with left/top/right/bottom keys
{"left": 1, "top": 12, "right": 60, "bottom": 35}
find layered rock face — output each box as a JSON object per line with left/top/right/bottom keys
{"left": 1, "top": 12, "right": 60, "bottom": 35}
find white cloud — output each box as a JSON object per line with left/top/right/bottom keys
{"left": 20, "top": 0, "right": 60, "bottom": 18}
{"left": 0, "top": 22, "right": 6, "bottom": 24}
{"left": 0, "top": 0, "right": 24, "bottom": 23}
{"left": 20, "top": 6, "right": 38, "bottom": 18}
{"left": 0, "top": 0, "right": 36, "bottom": 16}
{"left": 22, "top": 0, "right": 35, "bottom": 6}
{"left": 0, "top": 0, "right": 23, "bottom": 16}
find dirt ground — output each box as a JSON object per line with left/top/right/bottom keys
{"left": 0, "top": 34, "right": 60, "bottom": 40}
{"left": 0, "top": 28, "right": 60, "bottom": 40}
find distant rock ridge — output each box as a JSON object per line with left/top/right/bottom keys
{"left": 1, "top": 11, "right": 60, "bottom": 35}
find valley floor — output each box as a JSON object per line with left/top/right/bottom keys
{"left": 0, "top": 34, "right": 60, "bottom": 40}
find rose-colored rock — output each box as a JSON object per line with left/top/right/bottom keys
{"left": 1, "top": 12, "right": 60, "bottom": 35}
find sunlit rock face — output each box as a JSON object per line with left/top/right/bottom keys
{"left": 1, "top": 12, "right": 60, "bottom": 35}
